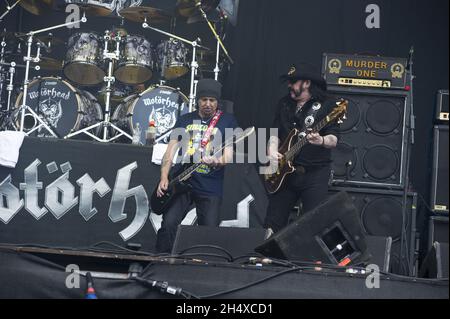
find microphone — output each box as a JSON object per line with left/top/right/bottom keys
{"left": 85, "top": 272, "right": 98, "bottom": 299}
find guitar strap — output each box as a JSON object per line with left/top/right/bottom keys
{"left": 198, "top": 110, "right": 223, "bottom": 154}
{"left": 297, "top": 101, "right": 323, "bottom": 132}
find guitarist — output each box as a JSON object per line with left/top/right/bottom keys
{"left": 155, "top": 79, "right": 238, "bottom": 253}
{"left": 264, "top": 63, "right": 340, "bottom": 238}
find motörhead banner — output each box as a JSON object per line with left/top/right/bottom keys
{"left": 0, "top": 138, "right": 267, "bottom": 252}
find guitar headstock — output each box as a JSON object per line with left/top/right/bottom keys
{"left": 328, "top": 99, "right": 348, "bottom": 124}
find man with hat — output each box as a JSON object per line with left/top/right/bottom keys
{"left": 264, "top": 63, "right": 340, "bottom": 237}
{"left": 155, "top": 78, "right": 238, "bottom": 253}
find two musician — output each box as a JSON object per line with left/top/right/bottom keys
{"left": 156, "top": 64, "right": 339, "bottom": 253}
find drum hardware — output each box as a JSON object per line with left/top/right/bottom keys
{"left": 63, "top": 1, "right": 113, "bottom": 17}
{"left": 65, "top": 30, "right": 133, "bottom": 143}
{"left": 17, "top": 14, "right": 87, "bottom": 137}
{"left": 0, "top": 0, "right": 22, "bottom": 22}
{"left": 3, "top": 61, "right": 17, "bottom": 111}
{"left": 141, "top": 21, "right": 210, "bottom": 112}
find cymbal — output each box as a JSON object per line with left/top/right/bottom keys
{"left": 0, "top": 31, "right": 26, "bottom": 40}
{"left": 33, "top": 57, "right": 62, "bottom": 71}
{"left": 119, "top": 7, "right": 171, "bottom": 24}
{"left": 19, "top": 0, "right": 54, "bottom": 15}
{"left": 177, "top": 0, "right": 220, "bottom": 18}
{"left": 76, "top": 3, "right": 114, "bottom": 17}
{"left": 36, "top": 34, "right": 64, "bottom": 46}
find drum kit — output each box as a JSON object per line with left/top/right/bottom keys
{"left": 0, "top": 0, "right": 233, "bottom": 144}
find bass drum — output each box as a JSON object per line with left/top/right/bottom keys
{"left": 112, "top": 85, "right": 189, "bottom": 144}
{"left": 15, "top": 77, "right": 103, "bottom": 138}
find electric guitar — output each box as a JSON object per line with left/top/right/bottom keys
{"left": 150, "top": 126, "right": 256, "bottom": 215}
{"left": 263, "top": 99, "right": 348, "bottom": 194}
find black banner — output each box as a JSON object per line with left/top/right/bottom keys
{"left": 0, "top": 138, "right": 268, "bottom": 252}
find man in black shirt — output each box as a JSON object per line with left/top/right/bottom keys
{"left": 264, "top": 63, "right": 340, "bottom": 236}
{"left": 155, "top": 79, "right": 238, "bottom": 253}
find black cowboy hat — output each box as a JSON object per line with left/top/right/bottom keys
{"left": 280, "top": 62, "right": 327, "bottom": 91}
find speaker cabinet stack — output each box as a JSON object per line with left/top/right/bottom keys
{"left": 322, "top": 53, "right": 416, "bottom": 275}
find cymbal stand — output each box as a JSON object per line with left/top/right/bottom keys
{"left": 142, "top": 20, "right": 210, "bottom": 112}
{"left": 4, "top": 61, "right": 16, "bottom": 111}
{"left": 0, "top": 36, "right": 6, "bottom": 110}
{"left": 0, "top": 0, "right": 22, "bottom": 22}
{"left": 17, "top": 16, "right": 87, "bottom": 137}
{"left": 65, "top": 31, "right": 133, "bottom": 143}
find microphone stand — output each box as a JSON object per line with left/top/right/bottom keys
{"left": 400, "top": 46, "right": 415, "bottom": 276}
{"left": 196, "top": 2, "right": 234, "bottom": 66}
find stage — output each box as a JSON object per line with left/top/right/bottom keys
{"left": 0, "top": 246, "right": 447, "bottom": 299}
{"left": 0, "top": 137, "right": 448, "bottom": 299}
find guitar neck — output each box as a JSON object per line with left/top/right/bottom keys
{"left": 169, "top": 141, "right": 231, "bottom": 186}
{"left": 285, "top": 117, "right": 329, "bottom": 160}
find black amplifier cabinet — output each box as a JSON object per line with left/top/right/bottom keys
{"left": 430, "top": 125, "right": 449, "bottom": 214}
{"left": 327, "top": 87, "right": 411, "bottom": 189}
{"left": 322, "top": 53, "right": 408, "bottom": 90}
{"left": 436, "top": 90, "right": 449, "bottom": 122}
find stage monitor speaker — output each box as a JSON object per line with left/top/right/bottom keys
{"left": 255, "top": 192, "right": 370, "bottom": 266}
{"left": 430, "top": 125, "right": 449, "bottom": 214}
{"left": 328, "top": 88, "right": 410, "bottom": 189}
{"left": 429, "top": 216, "right": 449, "bottom": 250}
{"left": 172, "top": 225, "right": 266, "bottom": 261}
{"left": 436, "top": 90, "right": 449, "bottom": 122}
{"left": 329, "top": 187, "right": 417, "bottom": 276}
{"left": 419, "top": 242, "right": 449, "bottom": 279}
{"left": 365, "top": 235, "right": 392, "bottom": 273}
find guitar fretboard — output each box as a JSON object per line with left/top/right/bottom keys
{"left": 285, "top": 115, "right": 331, "bottom": 161}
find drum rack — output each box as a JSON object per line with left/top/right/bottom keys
{"left": 65, "top": 31, "right": 133, "bottom": 143}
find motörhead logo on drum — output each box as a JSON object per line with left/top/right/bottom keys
{"left": 15, "top": 78, "right": 103, "bottom": 138}
{"left": 112, "top": 85, "right": 189, "bottom": 144}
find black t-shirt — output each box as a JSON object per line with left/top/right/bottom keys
{"left": 272, "top": 96, "right": 340, "bottom": 167}
{"left": 171, "top": 111, "right": 239, "bottom": 197}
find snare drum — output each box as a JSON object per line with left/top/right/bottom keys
{"left": 15, "top": 77, "right": 103, "bottom": 138}
{"left": 157, "top": 39, "right": 189, "bottom": 80}
{"left": 64, "top": 32, "right": 105, "bottom": 86}
{"left": 112, "top": 85, "right": 189, "bottom": 144}
{"left": 115, "top": 35, "right": 154, "bottom": 84}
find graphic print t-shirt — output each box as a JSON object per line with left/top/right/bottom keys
{"left": 171, "top": 111, "right": 239, "bottom": 197}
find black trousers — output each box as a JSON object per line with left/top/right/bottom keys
{"left": 264, "top": 165, "right": 331, "bottom": 233}
{"left": 155, "top": 192, "right": 222, "bottom": 254}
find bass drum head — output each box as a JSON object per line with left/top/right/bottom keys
{"left": 112, "top": 86, "right": 189, "bottom": 144}
{"left": 15, "top": 77, "right": 82, "bottom": 138}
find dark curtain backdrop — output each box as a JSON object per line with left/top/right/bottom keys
{"left": 223, "top": 0, "right": 449, "bottom": 205}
